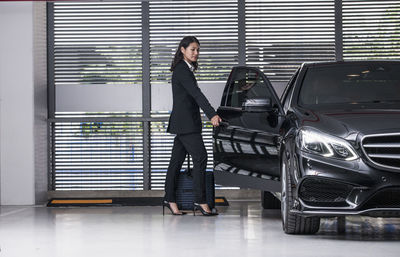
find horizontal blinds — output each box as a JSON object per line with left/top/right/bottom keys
{"left": 53, "top": 2, "right": 142, "bottom": 85}
{"left": 150, "top": 112, "right": 215, "bottom": 190}
{"left": 149, "top": 0, "right": 239, "bottom": 82}
{"left": 50, "top": 111, "right": 230, "bottom": 191}
{"left": 343, "top": 0, "right": 400, "bottom": 60}
{"left": 50, "top": 118, "right": 144, "bottom": 190}
{"left": 245, "top": 0, "right": 336, "bottom": 82}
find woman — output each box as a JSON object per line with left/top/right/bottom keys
{"left": 163, "top": 36, "right": 221, "bottom": 216}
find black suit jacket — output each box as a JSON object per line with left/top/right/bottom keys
{"left": 167, "top": 61, "right": 217, "bottom": 134}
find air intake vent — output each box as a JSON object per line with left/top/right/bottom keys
{"left": 362, "top": 187, "right": 400, "bottom": 209}
{"left": 362, "top": 133, "right": 400, "bottom": 171}
{"left": 299, "top": 178, "right": 353, "bottom": 207}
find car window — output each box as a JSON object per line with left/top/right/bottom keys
{"left": 298, "top": 63, "right": 400, "bottom": 107}
{"left": 226, "top": 68, "right": 274, "bottom": 108}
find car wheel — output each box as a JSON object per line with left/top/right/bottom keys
{"left": 281, "top": 151, "right": 320, "bottom": 234}
{"left": 261, "top": 191, "right": 280, "bottom": 209}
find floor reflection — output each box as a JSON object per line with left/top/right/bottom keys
{"left": 318, "top": 216, "right": 400, "bottom": 241}
{"left": 256, "top": 201, "right": 400, "bottom": 240}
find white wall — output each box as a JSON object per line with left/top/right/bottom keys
{"left": 0, "top": 2, "right": 36, "bottom": 205}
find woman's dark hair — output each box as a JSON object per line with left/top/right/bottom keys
{"left": 170, "top": 36, "right": 200, "bottom": 72}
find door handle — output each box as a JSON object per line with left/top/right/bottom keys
{"left": 219, "top": 121, "right": 230, "bottom": 127}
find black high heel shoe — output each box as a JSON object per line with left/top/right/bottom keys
{"left": 193, "top": 203, "right": 218, "bottom": 216}
{"left": 163, "top": 201, "right": 186, "bottom": 216}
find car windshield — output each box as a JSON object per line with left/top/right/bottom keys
{"left": 298, "top": 63, "right": 400, "bottom": 108}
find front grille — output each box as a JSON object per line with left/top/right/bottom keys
{"left": 362, "top": 187, "right": 400, "bottom": 209}
{"left": 362, "top": 133, "right": 400, "bottom": 170}
{"left": 299, "top": 178, "right": 353, "bottom": 207}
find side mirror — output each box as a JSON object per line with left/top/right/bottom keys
{"left": 242, "top": 98, "right": 273, "bottom": 112}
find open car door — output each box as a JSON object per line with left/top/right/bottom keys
{"left": 213, "top": 66, "right": 284, "bottom": 192}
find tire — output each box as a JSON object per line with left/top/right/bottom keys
{"left": 281, "top": 151, "right": 320, "bottom": 234}
{"left": 261, "top": 191, "right": 280, "bottom": 209}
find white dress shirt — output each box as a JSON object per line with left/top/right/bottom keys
{"left": 184, "top": 60, "right": 195, "bottom": 72}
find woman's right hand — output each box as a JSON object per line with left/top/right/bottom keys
{"left": 211, "top": 115, "right": 222, "bottom": 126}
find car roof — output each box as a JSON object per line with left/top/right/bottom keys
{"left": 301, "top": 60, "right": 400, "bottom": 69}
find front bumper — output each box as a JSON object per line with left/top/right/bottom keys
{"left": 291, "top": 208, "right": 400, "bottom": 217}
{"left": 292, "top": 151, "right": 400, "bottom": 217}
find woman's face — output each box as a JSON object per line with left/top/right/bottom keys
{"left": 181, "top": 42, "right": 200, "bottom": 63}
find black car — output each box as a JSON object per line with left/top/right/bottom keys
{"left": 213, "top": 61, "right": 400, "bottom": 234}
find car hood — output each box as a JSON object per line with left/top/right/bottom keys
{"left": 297, "top": 108, "right": 400, "bottom": 138}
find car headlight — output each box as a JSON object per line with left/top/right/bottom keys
{"left": 298, "top": 128, "right": 359, "bottom": 161}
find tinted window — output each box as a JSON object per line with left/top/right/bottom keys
{"left": 226, "top": 68, "right": 273, "bottom": 108}
{"left": 299, "top": 63, "right": 400, "bottom": 107}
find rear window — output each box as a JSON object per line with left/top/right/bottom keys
{"left": 298, "top": 63, "right": 400, "bottom": 107}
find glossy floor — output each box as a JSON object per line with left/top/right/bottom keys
{"left": 1, "top": 201, "right": 400, "bottom": 257}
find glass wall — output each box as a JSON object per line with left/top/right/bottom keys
{"left": 48, "top": 0, "right": 400, "bottom": 191}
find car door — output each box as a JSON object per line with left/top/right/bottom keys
{"left": 213, "top": 67, "right": 284, "bottom": 191}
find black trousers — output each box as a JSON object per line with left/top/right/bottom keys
{"left": 164, "top": 133, "right": 208, "bottom": 204}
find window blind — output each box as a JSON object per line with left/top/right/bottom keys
{"left": 149, "top": 0, "right": 239, "bottom": 83}
{"left": 343, "top": 0, "right": 400, "bottom": 60}
{"left": 53, "top": 2, "right": 142, "bottom": 85}
{"left": 50, "top": 113, "right": 144, "bottom": 191}
{"left": 245, "top": 0, "right": 336, "bottom": 82}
